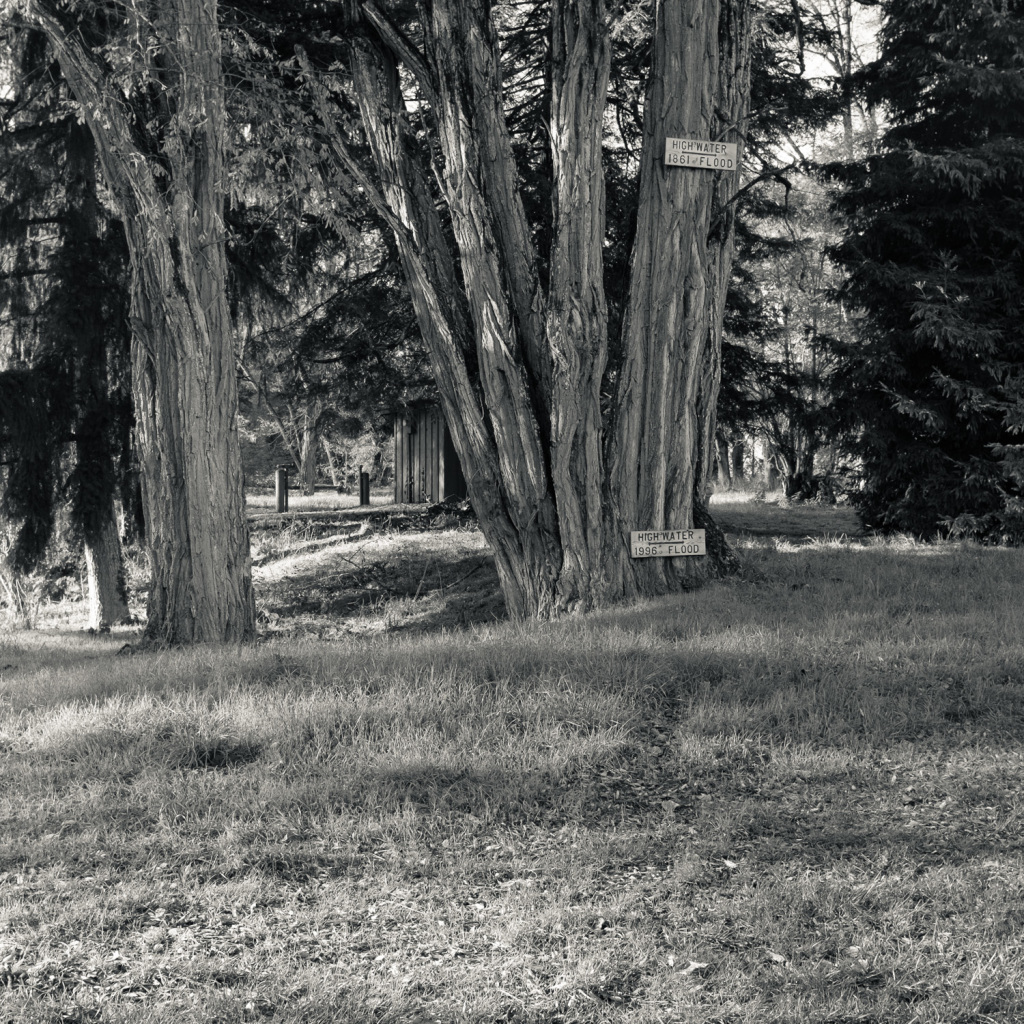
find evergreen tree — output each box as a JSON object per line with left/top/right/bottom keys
{"left": 716, "top": 0, "right": 850, "bottom": 495}
{"left": 0, "top": 26, "right": 133, "bottom": 628}
{"left": 832, "top": 0, "right": 1024, "bottom": 539}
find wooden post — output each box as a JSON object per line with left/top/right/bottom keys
{"left": 275, "top": 466, "right": 289, "bottom": 513}
{"left": 359, "top": 465, "right": 370, "bottom": 506}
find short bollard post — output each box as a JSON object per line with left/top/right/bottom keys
{"left": 275, "top": 466, "right": 289, "bottom": 513}
{"left": 359, "top": 466, "right": 370, "bottom": 506}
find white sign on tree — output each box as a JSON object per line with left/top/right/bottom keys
{"left": 664, "top": 137, "right": 737, "bottom": 170}
{"left": 630, "top": 529, "right": 706, "bottom": 558}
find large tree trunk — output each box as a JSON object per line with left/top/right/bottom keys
{"left": 327, "top": 0, "right": 751, "bottom": 617}
{"left": 605, "top": 0, "right": 751, "bottom": 595}
{"left": 27, "top": 0, "right": 255, "bottom": 642}
{"left": 339, "top": 15, "right": 563, "bottom": 617}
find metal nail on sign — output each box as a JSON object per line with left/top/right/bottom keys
{"left": 630, "top": 529, "right": 707, "bottom": 558}
{"left": 664, "top": 137, "right": 737, "bottom": 170}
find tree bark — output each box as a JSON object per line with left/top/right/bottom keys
{"left": 339, "top": 21, "right": 563, "bottom": 617}
{"left": 327, "top": 0, "right": 751, "bottom": 616}
{"left": 299, "top": 403, "right": 320, "bottom": 495}
{"left": 25, "top": 0, "right": 255, "bottom": 642}
{"left": 84, "top": 499, "right": 130, "bottom": 630}
{"left": 606, "top": 0, "right": 752, "bottom": 596}
{"left": 715, "top": 434, "right": 732, "bottom": 489}
{"left": 321, "top": 436, "right": 341, "bottom": 488}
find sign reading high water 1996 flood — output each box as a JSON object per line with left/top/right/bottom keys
{"left": 664, "top": 137, "right": 738, "bottom": 170}
{"left": 630, "top": 529, "right": 707, "bottom": 558}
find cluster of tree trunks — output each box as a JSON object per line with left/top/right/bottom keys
{"left": 17, "top": 0, "right": 753, "bottom": 635}
{"left": 329, "top": 0, "right": 752, "bottom": 616}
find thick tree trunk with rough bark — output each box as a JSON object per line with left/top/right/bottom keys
{"left": 320, "top": 0, "right": 751, "bottom": 616}
{"left": 25, "top": 0, "right": 255, "bottom": 642}
{"left": 605, "top": 0, "right": 751, "bottom": 596}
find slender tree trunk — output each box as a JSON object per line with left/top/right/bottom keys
{"left": 731, "top": 438, "right": 746, "bottom": 480}
{"left": 84, "top": 499, "right": 129, "bottom": 630}
{"left": 321, "top": 436, "right": 341, "bottom": 488}
{"left": 63, "top": 119, "right": 131, "bottom": 630}
{"left": 299, "top": 405, "right": 319, "bottom": 495}
{"left": 27, "top": 0, "right": 255, "bottom": 642}
{"left": 715, "top": 434, "right": 732, "bottom": 489}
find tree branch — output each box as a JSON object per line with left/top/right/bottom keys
{"left": 360, "top": 1, "right": 437, "bottom": 107}
{"left": 295, "top": 47, "right": 422, "bottom": 254}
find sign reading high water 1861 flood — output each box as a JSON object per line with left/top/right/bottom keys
{"left": 630, "top": 529, "right": 707, "bottom": 558}
{"left": 664, "top": 137, "right": 738, "bottom": 170}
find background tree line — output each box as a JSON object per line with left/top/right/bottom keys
{"left": 1, "top": 0, "right": 1022, "bottom": 640}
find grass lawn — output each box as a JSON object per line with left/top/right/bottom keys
{"left": 1, "top": 495, "right": 1023, "bottom": 1023}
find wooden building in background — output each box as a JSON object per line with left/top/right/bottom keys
{"left": 393, "top": 404, "right": 468, "bottom": 504}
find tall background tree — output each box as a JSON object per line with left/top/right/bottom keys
{"left": 13, "top": 0, "right": 256, "bottom": 641}
{"left": 711, "top": 0, "right": 887, "bottom": 500}
{"left": 831, "top": 0, "right": 1024, "bottom": 539}
{"left": 0, "top": 25, "right": 134, "bottom": 630}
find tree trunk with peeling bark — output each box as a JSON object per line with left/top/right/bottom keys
{"left": 23, "top": 0, "right": 255, "bottom": 642}
{"left": 605, "top": 0, "right": 752, "bottom": 597}
{"left": 313, "top": 0, "right": 752, "bottom": 616}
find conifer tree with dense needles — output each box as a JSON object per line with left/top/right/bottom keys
{"left": 0, "top": 25, "right": 134, "bottom": 629}
{"left": 716, "top": 0, "right": 851, "bottom": 496}
{"left": 831, "top": 0, "right": 1024, "bottom": 540}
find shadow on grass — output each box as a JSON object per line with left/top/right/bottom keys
{"left": 5, "top": 686, "right": 1023, "bottom": 885}
{"left": 259, "top": 550, "right": 506, "bottom": 634}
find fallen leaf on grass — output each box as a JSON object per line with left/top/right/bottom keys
{"left": 680, "top": 961, "right": 711, "bottom": 975}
